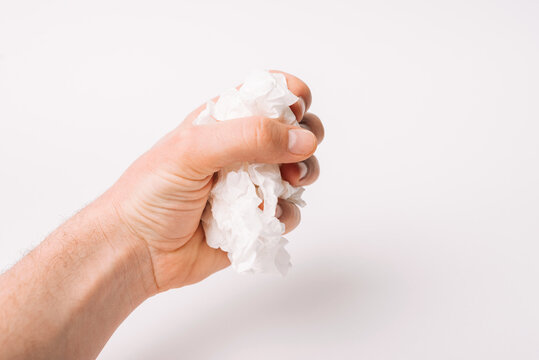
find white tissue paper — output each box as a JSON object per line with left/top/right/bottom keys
{"left": 193, "top": 70, "right": 306, "bottom": 275}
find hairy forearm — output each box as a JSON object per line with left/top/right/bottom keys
{"left": 0, "top": 197, "right": 156, "bottom": 360}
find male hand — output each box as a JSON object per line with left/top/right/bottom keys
{"left": 102, "top": 71, "right": 325, "bottom": 293}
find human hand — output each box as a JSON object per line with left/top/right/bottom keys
{"left": 101, "top": 71, "right": 325, "bottom": 293}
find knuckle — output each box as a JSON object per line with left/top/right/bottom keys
{"left": 170, "top": 126, "right": 203, "bottom": 165}
{"left": 174, "top": 127, "right": 197, "bottom": 151}
{"left": 250, "top": 116, "right": 280, "bottom": 149}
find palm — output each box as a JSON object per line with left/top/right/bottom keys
{"left": 112, "top": 127, "right": 225, "bottom": 290}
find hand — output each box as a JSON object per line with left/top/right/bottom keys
{"left": 102, "top": 71, "right": 325, "bottom": 293}
{"left": 0, "top": 71, "right": 324, "bottom": 359}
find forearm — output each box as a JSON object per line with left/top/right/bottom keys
{"left": 0, "top": 70, "right": 319, "bottom": 359}
{"left": 0, "top": 197, "right": 156, "bottom": 360}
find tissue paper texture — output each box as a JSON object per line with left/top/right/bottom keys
{"left": 193, "top": 70, "right": 305, "bottom": 275}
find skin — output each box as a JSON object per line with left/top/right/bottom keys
{"left": 0, "top": 71, "right": 324, "bottom": 360}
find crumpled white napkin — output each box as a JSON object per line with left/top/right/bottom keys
{"left": 193, "top": 70, "right": 305, "bottom": 275}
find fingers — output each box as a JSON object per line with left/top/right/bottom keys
{"left": 299, "top": 113, "right": 324, "bottom": 144}
{"left": 280, "top": 112, "right": 323, "bottom": 186}
{"left": 176, "top": 116, "right": 318, "bottom": 177}
{"left": 276, "top": 199, "right": 301, "bottom": 234}
{"left": 280, "top": 155, "right": 320, "bottom": 186}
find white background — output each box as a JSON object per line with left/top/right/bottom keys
{"left": 1, "top": 1, "right": 538, "bottom": 359}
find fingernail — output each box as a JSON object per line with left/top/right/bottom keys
{"left": 297, "top": 162, "right": 308, "bottom": 180}
{"left": 288, "top": 129, "right": 316, "bottom": 155}
{"left": 275, "top": 205, "right": 283, "bottom": 218}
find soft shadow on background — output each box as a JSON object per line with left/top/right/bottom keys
{"left": 134, "top": 253, "right": 389, "bottom": 360}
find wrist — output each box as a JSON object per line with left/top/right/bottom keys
{"left": 0, "top": 196, "right": 159, "bottom": 359}
{"left": 89, "top": 195, "right": 159, "bottom": 300}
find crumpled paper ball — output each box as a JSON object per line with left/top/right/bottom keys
{"left": 193, "top": 70, "right": 306, "bottom": 275}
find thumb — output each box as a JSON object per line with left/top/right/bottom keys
{"left": 179, "top": 116, "right": 317, "bottom": 176}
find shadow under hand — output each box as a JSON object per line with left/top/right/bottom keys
{"left": 138, "top": 254, "right": 382, "bottom": 360}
